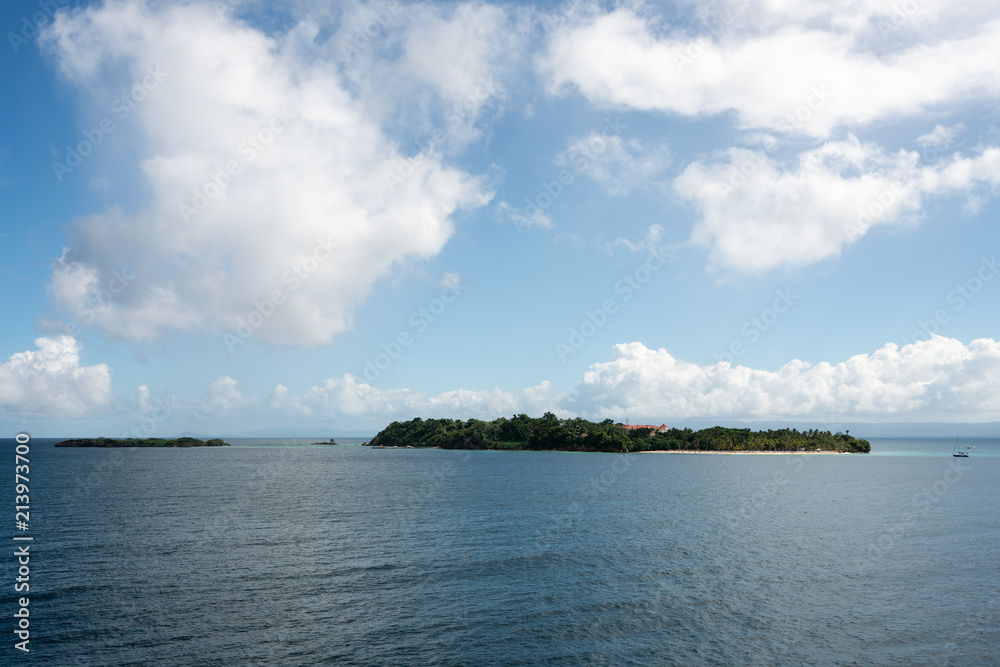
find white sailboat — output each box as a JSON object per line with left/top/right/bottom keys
{"left": 952, "top": 437, "right": 973, "bottom": 457}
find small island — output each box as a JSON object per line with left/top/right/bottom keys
{"left": 311, "top": 438, "right": 339, "bottom": 445}
{"left": 366, "top": 414, "right": 871, "bottom": 453}
{"left": 55, "top": 437, "right": 231, "bottom": 447}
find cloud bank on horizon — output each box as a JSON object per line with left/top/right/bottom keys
{"left": 3, "top": 0, "right": 1000, "bottom": 432}
{"left": 6, "top": 334, "right": 999, "bottom": 427}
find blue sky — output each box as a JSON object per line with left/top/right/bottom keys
{"left": 2, "top": 0, "right": 999, "bottom": 437}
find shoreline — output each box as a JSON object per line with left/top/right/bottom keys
{"left": 372, "top": 446, "right": 853, "bottom": 454}
{"left": 640, "top": 449, "right": 849, "bottom": 455}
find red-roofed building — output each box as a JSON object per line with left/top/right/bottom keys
{"left": 619, "top": 423, "right": 668, "bottom": 432}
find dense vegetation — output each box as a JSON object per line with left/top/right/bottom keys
{"left": 55, "top": 437, "right": 230, "bottom": 447}
{"left": 367, "top": 414, "right": 870, "bottom": 453}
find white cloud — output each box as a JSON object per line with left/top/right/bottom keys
{"left": 164, "top": 374, "right": 565, "bottom": 428}
{"left": 334, "top": 0, "right": 525, "bottom": 150}
{"left": 674, "top": 135, "right": 1000, "bottom": 274}
{"left": 268, "top": 375, "right": 563, "bottom": 421}
{"left": 88, "top": 176, "right": 112, "bottom": 191}
{"left": 158, "top": 336, "right": 1000, "bottom": 428}
{"left": 295, "top": 375, "right": 418, "bottom": 417}
{"left": 600, "top": 223, "right": 669, "bottom": 255}
{"left": 916, "top": 146, "right": 1000, "bottom": 195}
{"left": 0, "top": 336, "right": 113, "bottom": 418}
{"left": 680, "top": 0, "right": 949, "bottom": 35}
{"left": 571, "top": 337, "right": 1000, "bottom": 422}
{"left": 539, "top": 4, "right": 1000, "bottom": 274}
{"left": 136, "top": 384, "right": 151, "bottom": 413}
{"left": 556, "top": 133, "right": 669, "bottom": 195}
{"left": 205, "top": 376, "right": 244, "bottom": 413}
{"left": 494, "top": 200, "right": 553, "bottom": 230}
{"left": 269, "top": 383, "right": 289, "bottom": 408}
{"left": 917, "top": 123, "right": 964, "bottom": 148}
{"left": 540, "top": 5, "right": 1000, "bottom": 138}
{"left": 41, "top": 0, "right": 495, "bottom": 347}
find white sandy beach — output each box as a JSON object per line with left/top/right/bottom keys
{"left": 640, "top": 450, "right": 849, "bottom": 455}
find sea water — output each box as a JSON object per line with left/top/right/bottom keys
{"left": 4, "top": 437, "right": 997, "bottom": 665}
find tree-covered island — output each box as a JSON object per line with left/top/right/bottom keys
{"left": 55, "top": 437, "right": 231, "bottom": 447}
{"left": 367, "top": 414, "right": 870, "bottom": 453}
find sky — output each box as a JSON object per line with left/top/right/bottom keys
{"left": 1, "top": 0, "right": 999, "bottom": 437}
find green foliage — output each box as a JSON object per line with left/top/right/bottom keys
{"left": 367, "top": 417, "right": 871, "bottom": 453}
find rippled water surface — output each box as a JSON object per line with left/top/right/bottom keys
{"left": 6, "top": 437, "right": 998, "bottom": 665}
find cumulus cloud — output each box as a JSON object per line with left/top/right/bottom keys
{"left": 41, "top": 0, "right": 496, "bottom": 346}
{"left": 540, "top": 4, "right": 1000, "bottom": 138}
{"left": 917, "top": 123, "right": 964, "bottom": 148}
{"left": 137, "top": 336, "right": 1000, "bottom": 429}
{"left": 556, "top": 133, "right": 669, "bottom": 195}
{"left": 160, "top": 374, "right": 565, "bottom": 429}
{"left": 205, "top": 376, "right": 244, "bottom": 413}
{"left": 537, "top": 3, "right": 1000, "bottom": 274}
{"left": 0, "top": 336, "right": 113, "bottom": 418}
{"left": 570, "top": 337, "right": 1000, "bottom": 422}
{"left": 265, "top": 374, "right": 563, "bottom": 421}
{"left": 674, "top": 135, "right": 1000, "bottom": 274}
{"left": 334, "top": 0, "right": 527, "bottom": 150}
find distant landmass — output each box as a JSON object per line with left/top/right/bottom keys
{"left": 55, "top": 437, "right": 231, "bottom": 447}
{"left": 367, "top": 415, "right": 871, "bottom": 453}
{"left": 672, "top": 420, "right": 1000, "bottom": 439}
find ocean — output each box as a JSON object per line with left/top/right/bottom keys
{"left": 4, "top": 436, "right": 998, "bottom": 665}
